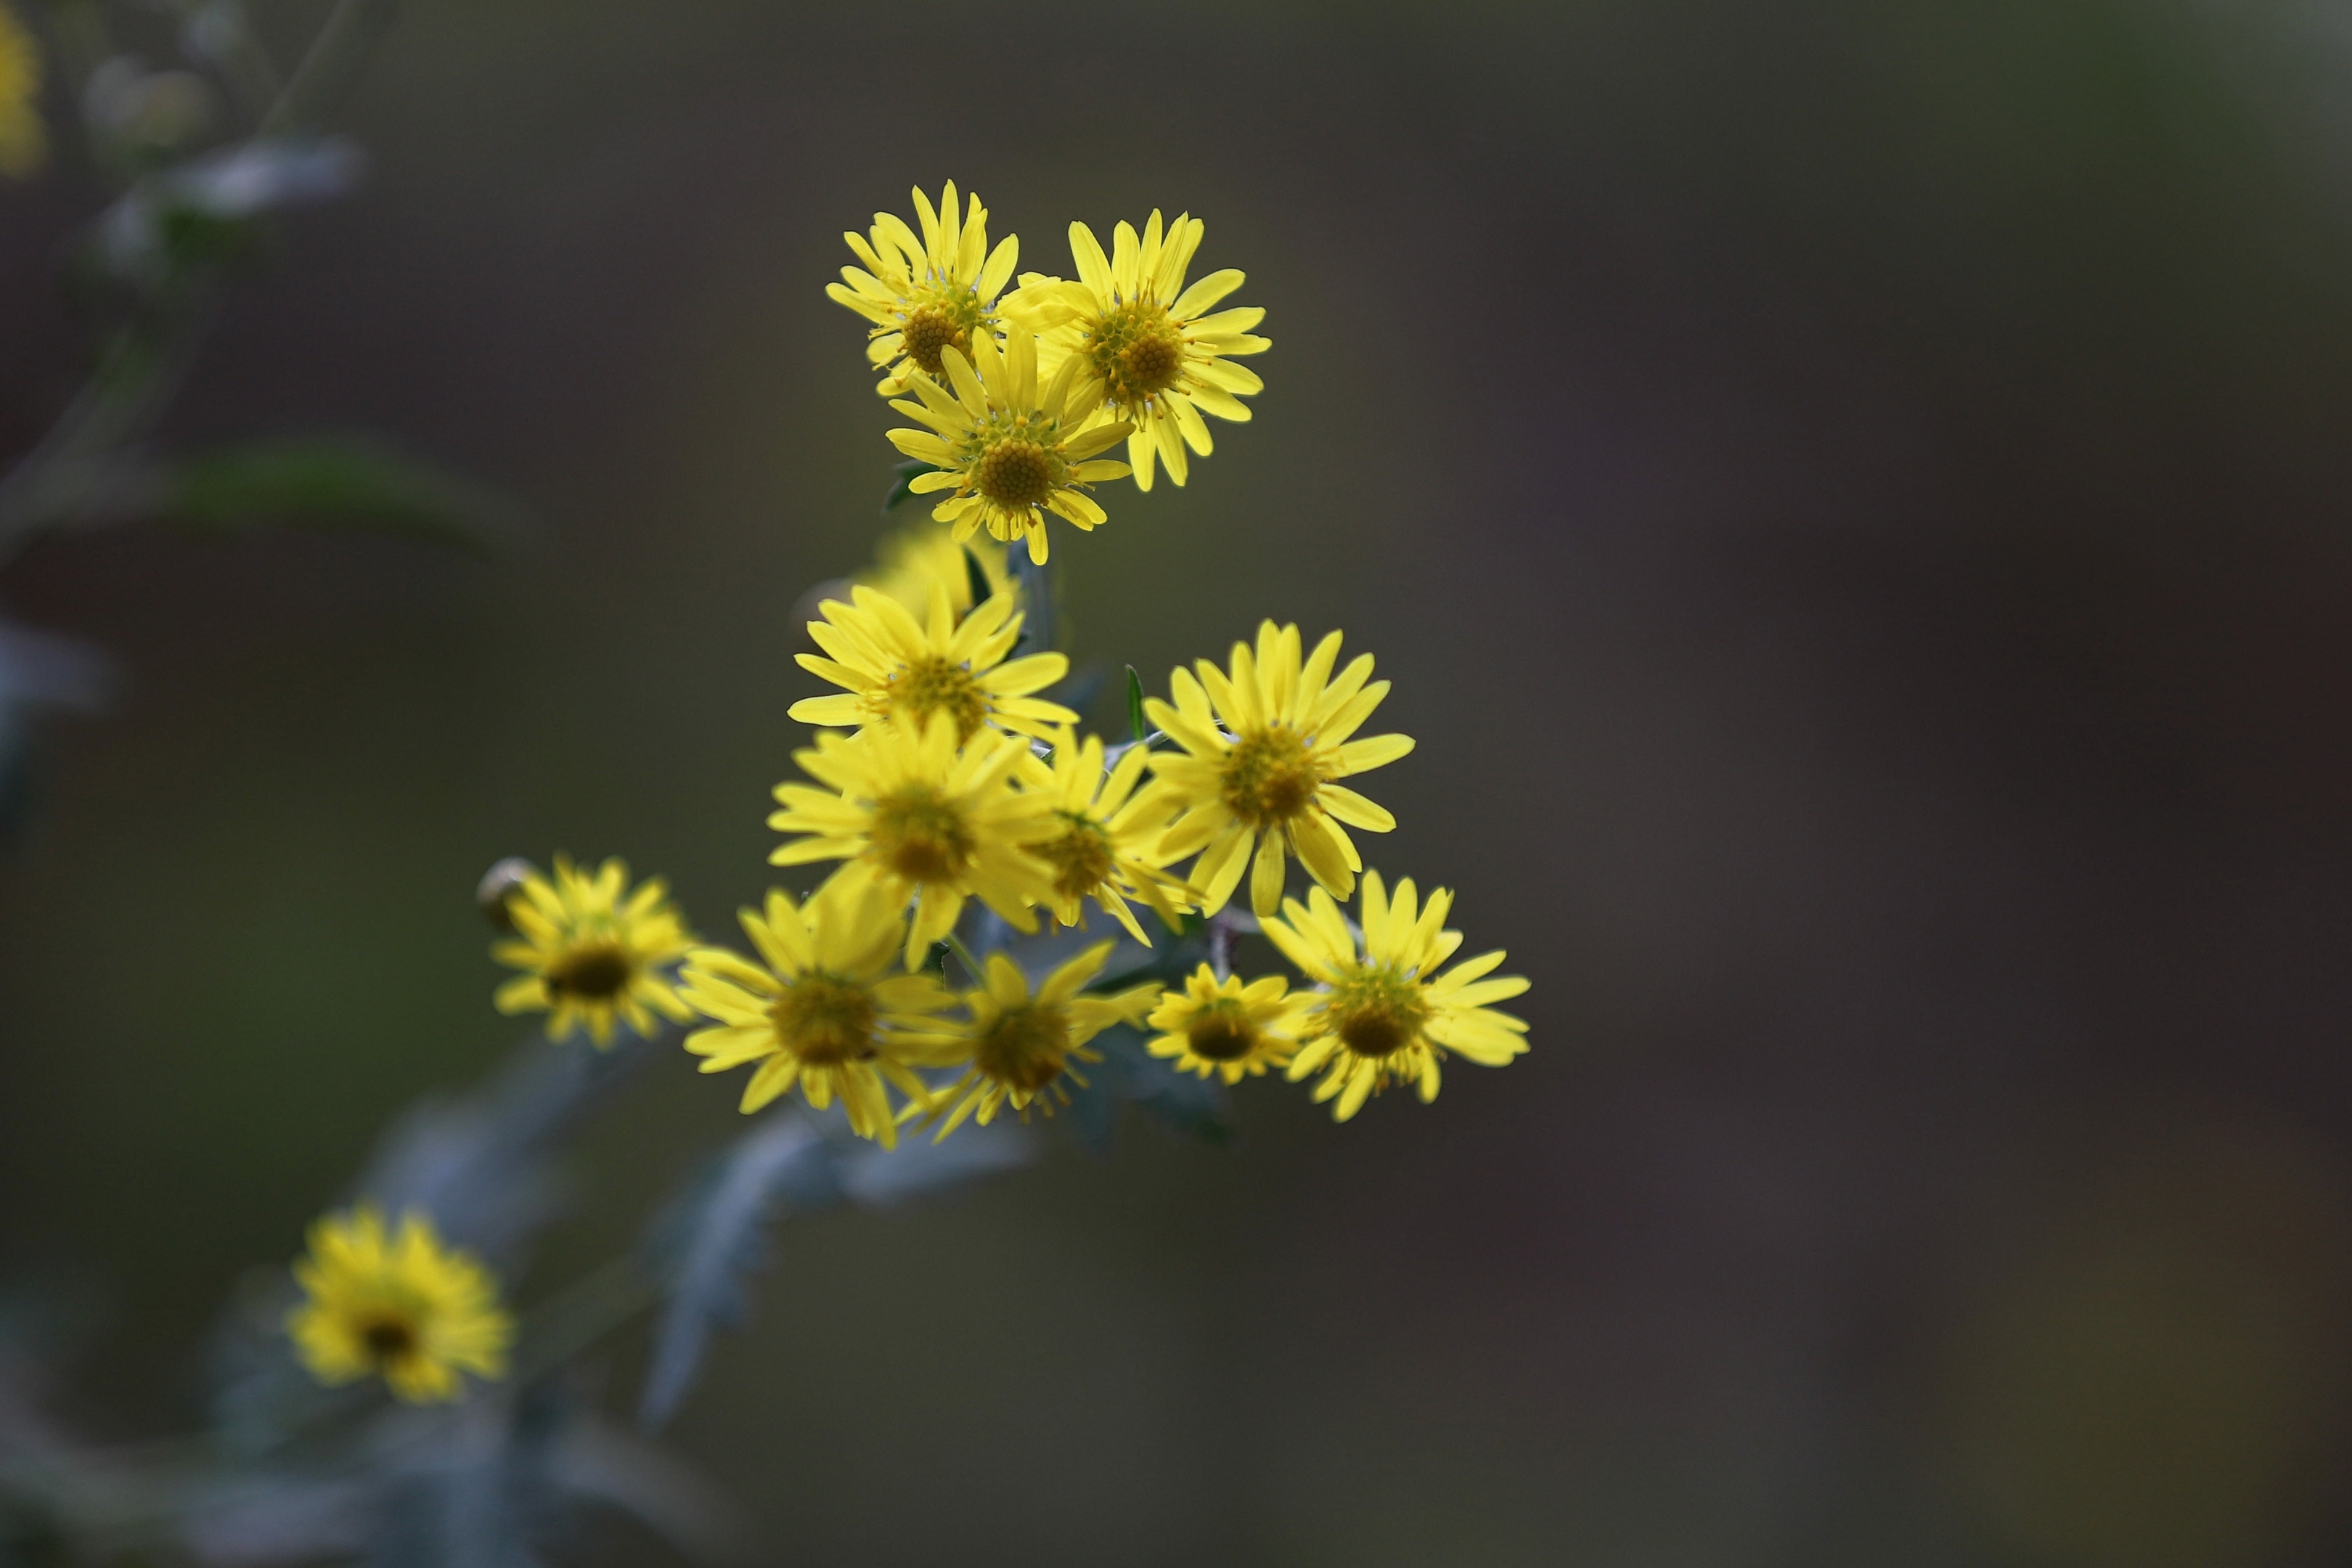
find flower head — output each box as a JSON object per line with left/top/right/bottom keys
{"left": 0, "top": 5, "right": 43, "bottom": 181}
{"left": 767, "top": 711, "right": 1058, "bottom": 968}
{"left": 1264, "top": 872, "right": 1529, "bottom": 1122}
{"left": 859, "top": 518, "right": 1013, "bottom": 622}
{"left": 286, "top": 1206, "right": 513, "bottom": 1404}
{"left": 920, "top": 941, "right": 1160, "bottom": 1136}
{"left": 492, "top": 855, "right": 694, "bottom": 1046}
{"left": 828, "top": 181, "right": 1018, "bottom": 396}
{"left": 1145, "top": 621, "right": 1413, "bottom": 918}
{"left": 791, "top": 582, "right": 1074, "bottom": 743}
{"left": 887, "top": 334, "right": 1131, "bottom": 565}
{"left": 1143, "top": 965, "right": 1304, "bottom": 1083}
{"left": 679, "top": 875, "right": 960, "bottom": 1143}
{"left": 1025, "top": 726, "right": 1192, "bottom": 944}
{"left": 1005, "top": 211, "right": 1269, "bottom": 490}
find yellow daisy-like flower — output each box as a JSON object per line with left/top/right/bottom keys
{"left": 827, "top": 181, "right": 1018, "bottom": 396}
{"left": 1143, "top": 965, "right": 1304, "bottom": 1083}
{"left": 886, "top": 334, "right": 1132, "bottom": 565}
{"left": 920, "top": 941, "right": 1160, "bottom": 1136}
{"left": 1145, "top": 620, "right": 1413, "bottom": 918}
{"left": 767, "top": 710, "right": 1058, "bottom": 968}
{"left": 1264, "top": 871, "right": 1530, "bottom": 1122}
{"left": 285, "top": 1206, "right": 513, "bottom": 1405}
{"left": 679, "top": 875, "right": 960, "bottom": 1144}
{"left": 859, "top": 518, "right": 1013, "bottom": 621}
{"left": 1005, "top": 210, "right": 1269, "bottom": 491}
{"left": 0, "top": 4, "right": 43, "bottom": 181}
{"left": 1025, "top": 726, "right": 1192, "bottom": 945}
{"left": 791, "top": 581, "right": 1074, "bottom": 743}
{"left": 491, "top": 855, "right": 694, "bottom": 1048}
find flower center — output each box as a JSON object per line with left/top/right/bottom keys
{"left": 870, "top": 785, "right": 975, "bottom": 884}
{"left": 1326, "top": 964, "right": 1432, "bottom": 1061}
{"left": 769, "top": 973, "right": 879, "bottom": 1066}
{"left": 546, "top": 939, "right": 633, "bottom": 1000}
{"left": 898, "top": 288, "right": 984, "bottom": 377}
{"left": 973, "top": 1002, "right": 1072, "bottom": 1093}
{"left": 887, "top": 654, "right": 991, "bottom": 742}
{"left": 1219, "top": 725, "right": 1323, "bottom": 827}
{"left": 360, "top": 1315, "right": 419, "bottom": 1365}
{"left": 1034, "top": 815, "right": 1116, "bottom": 902}
{"left": 976, "top": 438, "right": 1059, "bottom": 511}
{"left": 1086, "top": 298, "right": 1188, "bottom": 409}
{"left": 1185, "top": 1001, "right": 1260, "bottom": 1062}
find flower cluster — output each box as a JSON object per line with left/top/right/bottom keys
{"left": 471, "top": 180, "right": 1532, "bottom": 1144}
{"left": 289, "top": 178, "right": 1535, "bottom": 1410}
{"left": 835, "top": 182, "right": 1271, "bottom": 563}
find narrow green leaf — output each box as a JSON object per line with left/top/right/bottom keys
{"left": 157, "top": 436, "right": 520, "bottom": 555}
{"left": 884, "top": 459, "right": 939, "bottom": 514}
{"left": 1125, "top": 665, "right": 1148, "bottom": 745}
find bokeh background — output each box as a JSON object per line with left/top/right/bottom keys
{"left": 6, "top": 0, "right": 2352, "bottom": 1561}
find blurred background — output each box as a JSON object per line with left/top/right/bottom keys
{"left": 5, "top": 0, "right": 2352, "bottom": 1561}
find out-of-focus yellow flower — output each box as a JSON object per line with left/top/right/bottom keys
{"left": 859, "top": 519, "right": 1013, "bottom": 622}
{"left": 828, "top": 181, "right": 1018, "bottom": 397}
{"left": 1145, "top": 621, "right": 1412, "bottom": 918}
{"left": 0, "top": 4, "right": 46, "bottom": 180}
{"left": 1024, "top": 726, "right": 1191, "bottom": 945}
{"left": 886, "top": 335, "right": 1130, "bottom": 565}
{"left": 1263, "top": 871, "right": 1529, "bottom": 1122}
{"left": 1143, "top": 964, "right": 1303, "bottom": 1083}
{"left": 767, "top": 711, "right": 1058, "bottom": 968}
{"left": 1005, "top": 211, "right": 1269, "bottom": 490}
{"left": 791, "top": 582, "right": 1074, "bottom": 743}
{"left": 286, "top": 1206, "right": 512, "bottom": 1404}
{"left": 679, "top": 875, "right": 960, "bottom": 1143}
{"left": 490, "top": 855, "right": 693, "bottom": 1047}
{"left": 918, "top": 941, "right": 1159, "bottom": 1135}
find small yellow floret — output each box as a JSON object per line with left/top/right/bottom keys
{"left": 1143, "top": 964, "right": 1304, "bottom": 1083}
{"left": 679, "top": 874, "right": 962, "bottom": 1142}
{"left": 1003, "top": 209, "right": 1269, "bottom": 491}
{"left": 917, "top": 942, "right": 1161, "bottom": 1136}
{"left": 828, "top": 181, "right": 1019, "bottom": 396}
{"left": 286, "top": 1206, "right": 512, "bottom": 1404}
{"left": 1145, "top": 621, "right": 1413, "bottom": 918}
{"left": 1262, "top": 871, "right": 1530, "bottom": 1122}
{"left": 491, "top": 855, "right": 694, "bottom": 1047}
{"left": 792, "top": 581, "right": 1073, "bottom": 743}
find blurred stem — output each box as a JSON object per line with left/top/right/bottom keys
{"left": 510, "top": 1254, "right": 661, "bottom": 1387}
{"left": 942, "top": 931, "right": 984, "bottom": 987}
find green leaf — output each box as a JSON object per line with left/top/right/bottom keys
{"left": 1125, "top": 665, "right": 1148, "bottom": 745}
{"left": 963, "top": 544, "right": 993, "bottom": 608}
{"left": 884, "top": 458, "right": 939, "bottom": 513}
{"left": 154, "top": 436, "right": 520, "bottom": 555}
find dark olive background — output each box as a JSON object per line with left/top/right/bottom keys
{"left": 6, "top": 1, "right": 2352, "bottom": 1563}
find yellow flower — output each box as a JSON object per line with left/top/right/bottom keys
{"left": 1264, "top": 872, "right": 1530, "bottom": 1122}
{"left": 1145, "top": 620, "right": 1413, "bottom": 918}
{"left": 920, "top": 941, "right": 1160, "bottom": 1136}
{"left": 1025, "top": 726, "right": 1192, "bottom": 944}
{"left": 0, "top": 3, "right": 44, "bottom": 180}
{"left": 1143, "top": 965, "right": 1303, "bottom": 1083}
{"left": 491, "top": 855, "right": 694, "bottom": 1047}
{"left": 286, "top": 1206, "right": 513, "bottom": 1404}
{"left": 1005, "top": 210, "right": 1269, "bottom": 491}
{"left": 827, "top": 181, "right": 1018, "bottom": 396}
{"left": 791, "top": 581, "right": 1074, "bottom": 743}
{"left": 859, "top": 518, "right": 1013, "bottom": 621}
{"left": 767, "top": 711, "right": 1058, "bottom": 968}
{"left": 679, "top": 875, "right": 960, "bottom": 1143}
{"left": 886, "top": 334, "right": 1131, "bottom": 565}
